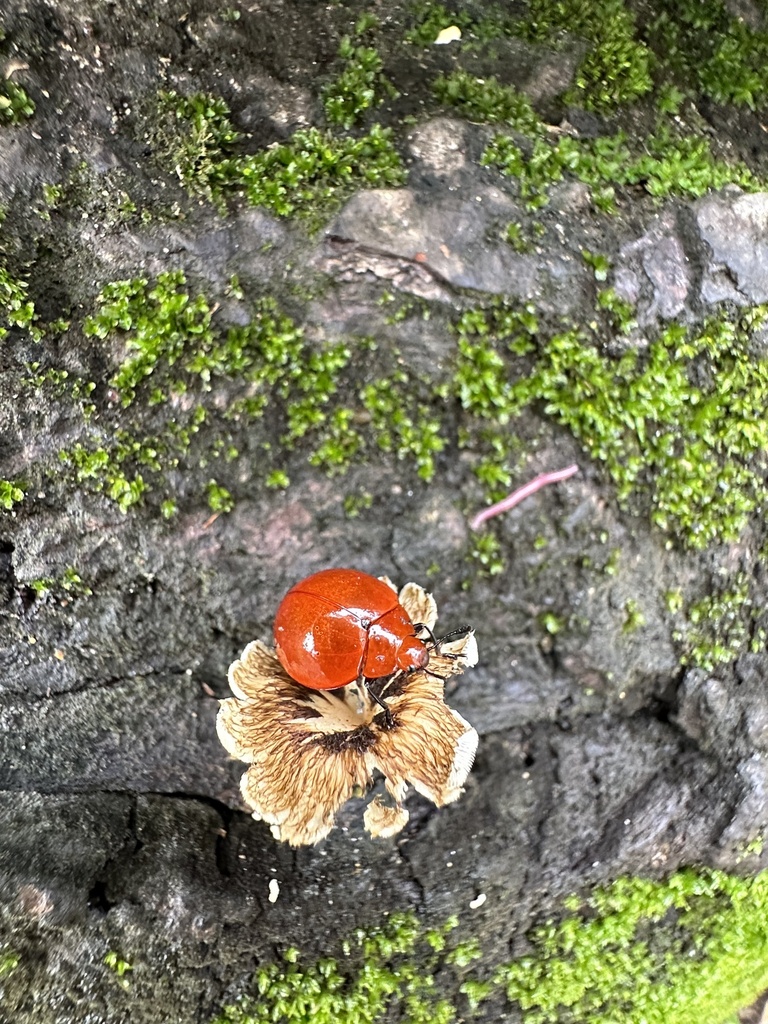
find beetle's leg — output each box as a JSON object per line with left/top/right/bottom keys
{"left": 364, "top": 677, "right": 394, "bottom": 728}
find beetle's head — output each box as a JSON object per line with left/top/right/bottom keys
{"left": 397, "top": 636, "right": 430, "bottom": 673}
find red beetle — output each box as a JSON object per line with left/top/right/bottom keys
{"left": 274, "top": 568, "right": 429, "bottom": 691}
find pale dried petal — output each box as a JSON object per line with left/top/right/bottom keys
{"left": 399, "top": 582, "right": 438, "bottom": 631}
{"left": 434, "top": 25, "right": 461, "bottom": 44}
{"left": 429, "top": 629, "right": 478, "bottom": 679}
{"left": 364, "top": 796, "right": 409, "bottom": 838}
{"left": 219, "top": 642, "right": 376, "bottom": 846}
{"left": 372, "top": 672, "right": 478, "bottom": 806}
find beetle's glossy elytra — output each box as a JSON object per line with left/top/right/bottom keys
{"left": 274, "top": 568, "right": 429, "bottom": 690}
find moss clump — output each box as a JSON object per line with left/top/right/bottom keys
{"left": 150, "top": 91, "right": 241, "bottom": 204}
{"left": 482, "top": 122, "right": 760, "bottom": 212}
{"left": 210, "top": 869, "right": 768, "bottom": 1024}
{"left": 674, "top": 574, "right": 757, "bottom": 671}
{"left": 0, "top": 265, "right": 37, "bottom": 339}
{"left": 224, "top": 124, "right": 404, "bottom": 227}
{"left": 498, "top": 869, "right": 768, "bottom": 1024}
{"left": 0, "top": 947, "right": 19, "bottom": 977}
{"left": 322, "top": 15, "right": 394, "bottom": 131}
{"left": 61, "top": 271, "right": 355, "bottom": 512}
{"left": 452, "top": 300, "right": 768, "bottom": 549}
{"left": 409, "top": 0, "right": 651, "bottom": 112}
{"left": 60, "top": 272, "right": 448, "bottom": 514}
{"left": 649, "top": 0, "right": 768, "bottom": 110}
{"left": 212, "top": 914, "right": 460, "bottom": 1024}
{"left": 361, "top": 373, "right": 444, "bottom": 482}
{"left": 0, "top": 480, "right": 24, "bottom": 511}
{"left": 29, "top": 566, "right": 92, "bottom": 598}
{"left": 0, "top": 80, "right": 34, "bottom": 124}
{"left": 520, "top": 0, "right": 653, "bottom": 111}
{"left": 432, "top": 71, "right": 543, "bottom": 134}
{"left": 147, "top": 91, "right": 404, "bottom": 229}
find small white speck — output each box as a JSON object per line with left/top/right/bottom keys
{"left": 624, "top": 819, "right": 631, "bottom": 825}
{"left": 268, "top": 879, "right": 280, "bottom": 903}
{"left": 522, "top": 772, "right": 530, "bottom": 780}
{"left": 469, "top": 893, "right": 486, "bottom": 909}
{"left": 592, "top": 861, "right": 601, "bottom": 868}
{"left": 619, "top": 692, "right": 626, "bottom": 699}
{"left": 446, "top": 862, "right": 453, "bottom": 868}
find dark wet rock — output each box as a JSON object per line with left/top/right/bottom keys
{"left": 696, "top": 190, "right": 768, "bottom": 303}
{"left": 326, "top": 185, "right": 588, "bottom": 310}
{"left": 1, "top": 0, "right": 768, "bottom": 1021}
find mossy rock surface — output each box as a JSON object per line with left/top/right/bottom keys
{"left": 2, "top": 1, "right": 768, "bottom": 1022}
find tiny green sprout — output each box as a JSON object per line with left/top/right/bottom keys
{"left": 104, "top": 951, "right": 133, "bottom": 977}
{"left": 206, "top": 480, "right": 234, "bottom": 514}
{"left": 343, "top": 491, "right": 373, "bottom": 518}
{"left": 160, "top": 499, "right": 178, "bottom": 519}
{"left": 470, "top": 531, "right": 505, "bottom": 576}
{"left": 582, "top": 249, "right": 610, "bottom": 282}
{"left": 0, "top": 949, "right": 20, "bottom": 977}
{"left": 42, "top": 183, "right": 63, "bottom": 208}
{"left": 265, "top": 469, "right": 290, "bottom": 490}
{"left": 0, "top": 80, "right": 35, "bottom": 123}
{"left": 533, "top": 535, "right": 548, "bottom": 550}
{"left": 539, "top": 611, "right": 564, "bottom": 635}
{"left": 283, "top": 947, "right": 300, "bottom": 964}
{"left": 623, "top": 599, "right": 646, "bottom": 633}
{"left": 227, "top": 274, "right": 244, "bottom": 300}
{"left": 665, "top": 588, "right": 684, "bottom": 614}
{"left": 746, "top": 835, "right": 765, "bottom": 856}
{"left": 0, "top": 479, "right": 24, "bottom": 510}
{"left": 505, "top": 222, "right": 530, "bottom": 253}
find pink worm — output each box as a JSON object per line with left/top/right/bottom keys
{"left": 470, "top": 464, "right": 580, "bottom": 531}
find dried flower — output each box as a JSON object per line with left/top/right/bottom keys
{"left": 217, "top": 581, "right": 478, "bottom": 846}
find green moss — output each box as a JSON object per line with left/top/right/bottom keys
{"left": 147, "top": 90, "right": 404, "bottom": 229}
{"left": 29, "top": 567, "right": 92, "bottom": 598}
{"left": 482, "top": 123, "right": 760, "bottom": 212}
{"left": 521, "top": 0, "right": 653, "bottom": 111}
{"left": 410, "top": 0, "right": 651, "bottom": 112}
{"left": 0, "top": 479, "right": 24, "bottom": 511}
{"left": 212, "top": 913, "right": 460, "bottom": 1024}
{"left": 0, "top": 948, "right": 19, "bottom": 977}
{"left": 0, "top": 79, "right": 34, "bottom": 124}
{"left": 0, "top": 266, "right": 37, "bottom": 339}
{"left": 649, "top": 0, "right": 768, "bottom": 110}
{"left": 674, "top": 574, "right": 756, "bottom": 671}
{"left": 433, "top": 70, "right": 543, "bottom": 134}
{"left": 206, "top": 480, "right": 234, "bottom": 514}
{"left": 622, "top": 598, "right": 646, "bottom": 633}
{"left": 228, "top": 124, "right": 404, "bottom": 228}
{"left": 361, "top": 374, "right": 444, "bottom": 482}
{"left": 211, "top": 869, "right": 768, "bottom": 1024}
{"left": 265, "top": 469, "right": 290, "bottom": 490}
{"left": 343, "top": 490, "right": 373, "bottom": 518}
{"left": 149, "top": 90, "right": 241, "bottom": 204}
{"left": 323, "top": 32, "right": 387, "bottom": 129}
{"left": 60, "top": 272, "right": 445, "bottom": 514}
{"left": 497, "top": 869, "right": 768, "bottom": 1024}
{"left": 457, "top": 301, "right": 768, "bottom": 549}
